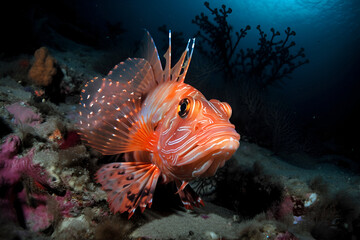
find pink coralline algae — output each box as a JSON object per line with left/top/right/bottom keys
{"left": 5, "top": 102, "right": 42, "bottom": 126}
{"left": 0, "top": 134, "right": 20, "bottom": 160}
{"left": 54, "top": 190, "right": 77, "bottom": 217}
{"left": 0, "top": 135, "right": 54, "bottom": 231}
{"left": 274, "top": 231, "right": 299, "bottom": 240}
{"left": 0, "top": 135, "right": 48, "bottom": 186}
{"left": 17, "top": 190, "right": 54, "bottom": 232}
{"left": 271, "top": 195, "right": 294, "bottom": 220}
{"left": 24, "top": 204, "right": 53, "bottom": 231}
{"left": 18, "top": 190, "right": 77, "bottom": 231}
{"left": 0, "top": 134, "right": 82, "bottom": 231}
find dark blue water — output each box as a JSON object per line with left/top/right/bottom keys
{"left": 116, "top": 0, "right": 360, "bottom": 161}
{"left": 2, "top": 0, "right": 360, "bottom": 161}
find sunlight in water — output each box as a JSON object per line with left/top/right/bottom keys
{"left": 229, "top": 0, "right": 352, "bottom": 28}
{"left": 295, "top": 0, "right": 325, "bottom": 5}
{"left": 294, "top": 0, "right": 338, "bottom": 11}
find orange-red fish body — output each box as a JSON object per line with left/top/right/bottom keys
{"left": 144, "top": 81, "right": 239, "bottom": 181}
{"left": 78, "top": 31, "right": 240, "bottom": 218}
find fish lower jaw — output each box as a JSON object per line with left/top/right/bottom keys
{"left": 179, "top": 134, "right": 240, "bottom": 164}
{"left": 199, "top": 132, "right": 240, "bottom": 152}
{"left": 177, "top": 136, "right": 239, "bottom": 178}
{"left": 197, "top": 126, "right": 240, "bottom": 147}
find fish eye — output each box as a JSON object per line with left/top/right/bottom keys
{"left": 178, "top": 98, "right": 190, "bottom": 118}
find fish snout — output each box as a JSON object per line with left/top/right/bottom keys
{"left": 209, "top": 99, "right": 232, "bottom": 119}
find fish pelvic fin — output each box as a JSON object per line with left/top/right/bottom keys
{"left": 96, "top": 162, "right": 161, "bottom": 218}
{"left": 175, "top": 180, "right": 204, "bottom": 210}
{"left": 78, "top": 58, "right": 158, "bottom": 155}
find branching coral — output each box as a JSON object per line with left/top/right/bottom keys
{"left": 192, "top": 2, "right": 309, "bottom": 89}
{"left": 192, "top": 2, "right": 250, "bottom": 81}
{"left": 192, "top": 2, "right": 309, "bottom": 153}
{"left": 28, "top": 46, "right": 57, "bottom": 87}
{"left": 238, "top": 25, "right": 309, "bottom": 88}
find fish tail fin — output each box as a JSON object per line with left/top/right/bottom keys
{"left": 96, "top": 162, "right": 160, "bottom": 218}
{"left": 176, "top": 180, "right": 204, "bottom": 210}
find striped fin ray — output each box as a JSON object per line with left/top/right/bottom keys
{"left": 96, "top": 162, "right": 160, "bottom": 218}
{"left": 78, "top": 58, "right": 156, "bottom": 155}
{"left": 176, "top": 180, "right": 204, "bottom": 210}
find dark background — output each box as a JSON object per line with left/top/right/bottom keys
{"left": 1, "top": 0, "right": 359, "bottom": 163}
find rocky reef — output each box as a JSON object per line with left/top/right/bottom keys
{"left": 0, "top": 2, "right": 359, "bottom": 239}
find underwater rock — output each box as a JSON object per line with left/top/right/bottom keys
{"left": 94, "top": 215, "right": 134, "bottom": 240}
{"left": 52, "top": 215, "right": 93, "bottom": 239}
{"left": 32, "top": 145, "right": 92, "bottom": 193}
{"left": 131, "top": 209, "right": 239, "bottom": 239}
{"left": 0, "top": 76, "right": 32, "bottom": 102}
{"left": 237, "top": 220, "right": 284, "bottom": 239}
{"left": 35, "top": 116, "right": 65, "bottom": 142}
{"left": 205, "top": 231, "right": 219, "bottom": 239}
{"left": 274, "top": 231, "right": 299, "bottom": 240}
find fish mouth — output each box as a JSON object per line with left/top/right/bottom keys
{"left": 177, "top": 124, "right": 240, "bottom": 178}
{"left": 197, "top": 124, "right": 240, "bottom": 147}
{"left": 181, "top": 124, "right": 240, "bottom": 155}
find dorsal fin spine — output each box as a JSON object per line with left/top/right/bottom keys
{"left": 178, "top": 38, "right": 195, "bottom": 83}
{"left": 168, "top": 30, "right": 171, "bottom": 78}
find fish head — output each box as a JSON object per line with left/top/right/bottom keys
{"left": 157, "top": 83, "right": 240, "bottom": 179}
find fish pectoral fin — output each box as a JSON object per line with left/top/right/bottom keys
{"left": 78, "top": 57, "right": 157, "bottom": 155}
{"left": 96, "top": 162, "right": 160, "bottom": 218}
{"left": 175, "top": 180, "right": 204, "bottom": 210}
{"left": 126, "top": 115, "right": 158, "bottom": 152}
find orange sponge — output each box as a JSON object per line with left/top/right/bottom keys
{"left": 28, "top": 47, "right": 57, "bottom": 86}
